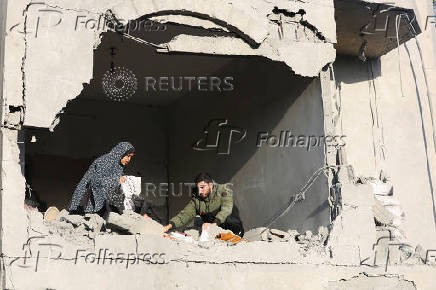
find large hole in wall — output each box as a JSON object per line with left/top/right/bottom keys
{"left": 23, "top": 20, "right": 330, "bottom": 232}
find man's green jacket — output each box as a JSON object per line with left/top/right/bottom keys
{"left": 169, "top": 183, "right": 233, "bottom": 229}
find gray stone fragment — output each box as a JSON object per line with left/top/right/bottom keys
{"left": 84, "top": 213, "right": 105, "bottom": 232}
{"left": 106, "top": 211, "right": 163, "bottom": 235}
{"left": 59, "top": 214, "right": 87, "bottom": 227}
{"left": 270, "top": 229, "right": 291, "bottom": 241}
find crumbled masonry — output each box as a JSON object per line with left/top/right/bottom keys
{"left": 17, "top": 177, "right": 436, "bottom": 288}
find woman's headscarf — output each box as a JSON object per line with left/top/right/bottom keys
{"left": 68, "top": 142, "right": 134, "bottom": 213}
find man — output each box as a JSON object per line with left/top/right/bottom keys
{"left": 163, "top": 172, "right": 244, "bottom": 237}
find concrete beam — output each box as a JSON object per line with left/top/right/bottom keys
{"left": 335, "top": 0, "right": 421, "bottom": 58}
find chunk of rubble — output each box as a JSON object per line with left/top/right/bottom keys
{"left": 367, "top": 179, "right": 393, "bottom": 196}
{"left": 53, "top": 209, "right": 105, "bottom": 233}
{"left": 296, "top": 227, "right": 329, "bottom": 250}
{"left": 44, "top": 209, "right": 106, "bottom": 243}
{"left": 243, "top": 227, "right": 268, "bottom": 241}
{"left": 106, "top": 210, "right": 163, "bottom": 235}
{"left": 43, "top": 206, "right": 60, "bottom": 221}
{"left": 398, "top": 244, "right": 426, "bottom": 265}
{"left": 196, "top": 224, "right": 235, "bottom": 247}
{"left": 58, "top": 212, "right": 87, "bottom": 227}
{"left": 184, "top": 229, "right": 200, "bottom": 241}
{"left": 269, "top": 229, "right": 291, "bottom": 241}
{"left": 244, "top": 227, "right": 299, "bottom": 242}
{"left": 27, "top": 208, "right": 49, "bottom": 235}
{"left": 207, "top": 224, "right": 234, "bottom": 238}
{"left": 373, "top": 199, "right": 395, "bottom": 225}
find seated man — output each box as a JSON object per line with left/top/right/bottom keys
{"left": 163, "top": 172, "right": 244, "bottom": 237}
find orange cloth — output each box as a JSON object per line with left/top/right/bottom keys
{"left": 215, "top": 232, "right": 242, "bottom": 243}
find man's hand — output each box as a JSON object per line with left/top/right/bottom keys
{"left": 201, "top": 222, "right": 217, "bottom": 231}
{"left": 163, "top": 224, "right": 173, "bottom": 233}
{"left": 119, "top": 176, "right": 126, "bottom": 183}
{"left": 143, "top": 213, "right": 150, "bottom": 219}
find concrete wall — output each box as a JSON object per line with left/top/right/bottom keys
{"left": 0, "top": 0, "right": 8, "bottom": 258}
{"left": 167, "top": 58, "right": 329, "bottom": 232}
{"left": 334, "top": 11, "right": 436, "bottom": 248}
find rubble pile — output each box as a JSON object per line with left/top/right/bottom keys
{"left": 369, "top": 179, "right": 406, "bottom": 241}
{"left": 27, "top": 207, "right": 165, "bottom": 247}
{"left": 45, "top": 209, "right": 107, "bottom": 245}
{"left": 171, "top": 225, "right": 237, "bottom": 248}
{"left": 242, "top": 225, "right": 329, "bottom": 259}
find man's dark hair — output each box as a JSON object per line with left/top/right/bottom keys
{"left": 194, "top": 172, "right": 213, "bottom": 184}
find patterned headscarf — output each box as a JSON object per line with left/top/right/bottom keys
{"left": 68, "top": 142, "right": 135, "bottom": 213}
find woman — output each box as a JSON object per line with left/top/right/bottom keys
{"left": 68, "top": 142, "right": 135, "bottom": 216}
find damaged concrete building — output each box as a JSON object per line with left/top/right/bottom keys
{"left": 1, "top": 0, "right": 436, "bottom": 289}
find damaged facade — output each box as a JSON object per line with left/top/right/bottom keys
{"left": 1, "top": 0, "right": 436, "bottom": 289}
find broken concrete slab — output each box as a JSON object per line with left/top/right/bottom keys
{"left": 10, "top": 0, "right": 338, "bottom": 129}
{"left": 110, "top": 0, "right": 270, "bottom": 45}
{"left": 162, "top": 35, "right": 336, "bottom": 77}
{"left": 244, "top": 227, "right": 291, "bottom": 242}
{"left": 373, "top": 198, "right": 395, "bottom": 225}
{"left": 106, "top": 211, "right": 164, "bottom": 235}
{"left": 334, "top": 0, "right": 421, "bottom": 58}
{"left": 27, "top": 207, "right": 50, "bottom": 235}
{"left": 328, "top": 184, "right": 377, "bottom": 265}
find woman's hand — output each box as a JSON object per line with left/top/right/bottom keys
{"left": 143, "top": 213, "right": 150, "bottom": 218}
{"left": 119, "top": 176, "right": 127, "bottom": 183}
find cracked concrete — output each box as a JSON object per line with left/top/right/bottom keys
{"left": 1, "top": 0, "right": 436, "bottom": 289}
{"left": 327, "top": 272, "right": 417, "bottom": 290}
{"left": 7, "top": 0, "right": 339, "bottom": 128}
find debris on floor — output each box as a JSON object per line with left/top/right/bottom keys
{"left": 46, "top": 209, "right": 106, "bottom": 243}
{"left": 29, "top": 206, "right": 164, "bottom": 247}
{"left": 167, "top": 231, "right": 195, "bottom": 243}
